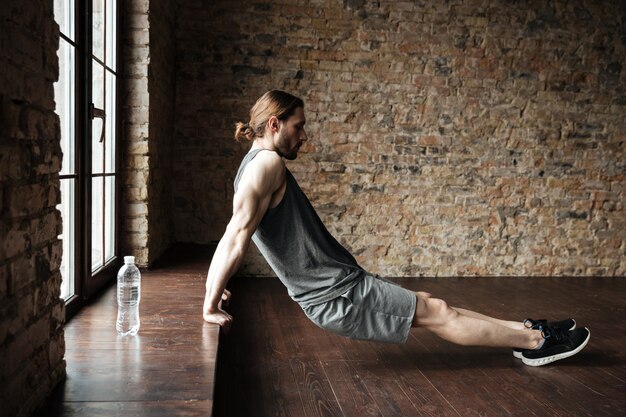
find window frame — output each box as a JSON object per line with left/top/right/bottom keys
{"left": 59, "top": 0, "right": 123, "bottom": 320}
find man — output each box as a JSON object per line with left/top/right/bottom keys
{"left": 202, "top": 90, "right": 590, "bottom": 366}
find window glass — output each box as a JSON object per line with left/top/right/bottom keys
{"left": 53, "top": 4, "right": 77, "bottom": 300}
{"left": 57, "top": 179, "right": 75, "bottom": 299}
{"left": 54, "top": 0, "right": 75, "bottom": 41}
{"left": 93, "top": 0, "right": 105, "bottom": 62}
{"left": 57, "top": 40, "right": 76, "bottom": 175}
{"left": 105, "top": 176, "right": 116, "bottom": 263}
{"left": 53, "top": 0, "right": 120, "bottom": 307}
{"left": 106, "top": 0, "right": 117, "bottom": 70}
{"left": 92, "top": 176, "right": 104, "bottom": 271}
{"left": 105, "top": 69, "right": 116, "bottom": 173}
{"left": 92, "top": 62, "right": 105, "bottom": 174}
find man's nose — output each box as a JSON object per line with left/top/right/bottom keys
{"left": 301, "top": 129, "right": 308, "bottom": 141}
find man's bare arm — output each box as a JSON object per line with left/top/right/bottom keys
{"left": 202, "top": 152, "right": 285, "bottom": 328}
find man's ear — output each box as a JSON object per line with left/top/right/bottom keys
{"left": 268, "top": 116, "right": 280, "bottom": 133}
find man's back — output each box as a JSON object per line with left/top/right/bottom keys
{"left": 235, "top": 149, "right": 367, "bottom": 307}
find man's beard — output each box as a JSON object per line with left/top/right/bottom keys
{"left": 275, "top": 132, "right": 299, "bottom": 160}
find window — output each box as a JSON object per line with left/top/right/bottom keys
{"left": 54, "top": 0, "right": 77, "bottom": 301}
{"left": 54, "top": 0, "right": 120, "bottom": 316}
{"left": 91, "top": 0, "right": 118, "bottom": 272}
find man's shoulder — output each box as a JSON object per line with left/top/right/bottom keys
{"left": 248, "top": 149, "right": 285, "bottom": 175}
{"left": 239, "top": 149, "right": 285, "bottom": 193}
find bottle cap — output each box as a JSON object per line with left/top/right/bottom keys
{"left": 124, "top": 256, "right": 135, "bottom": 265}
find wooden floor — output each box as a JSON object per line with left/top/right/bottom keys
{"left": 37, "top": 243, "right": 626, "bottom": 417}
{"left": 215, "top": 275, "right": 626, "bottom": 417}
{"left": 37, "top": 244, "right": 220, "bottom": 417}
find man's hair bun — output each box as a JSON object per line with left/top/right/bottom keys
{"left": 234, "top": 121, "right": 254, "bottom": 143}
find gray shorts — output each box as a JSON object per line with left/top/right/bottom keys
{"left": 301, "top": 273, "right": 417, "bottom": 344}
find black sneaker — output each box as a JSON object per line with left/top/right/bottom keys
{"left": 521, "top": 327, "right": 590, "bottom": 367}
{"left": 512, "top": 318, "right": 576, "bottom": 358}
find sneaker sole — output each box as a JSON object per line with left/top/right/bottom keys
{"left": 512, "top": 320, "right": 576, "bottom": 359}
{"left": 521, "top": 327, "right": 590, "bottom": 367}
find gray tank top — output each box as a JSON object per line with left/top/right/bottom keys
{"left": 234, "top": 149, "right": 366, "bottom": 307}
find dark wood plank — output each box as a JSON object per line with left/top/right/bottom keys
{"left": 398, "top": 276, "right": 626, "bottom": 417}
{"left": 321, "top": 360, "right": 385, "bottom": 417}
{"left": 40, "top": 243, "right": 626, "bottom": 417}
{"left": 349, "top": 360, "right": 428, "bottom": 417}
{"left": 289, "top": 359, "right": 344, "bottom": 417}
{"left": 38, "top": 244, "right": 220, "bottom": 417}
{"left": 369, "top": 338, "right": 465, "bottom": 417}
{"left": 59, "top": 350, "right": 215, "bottom": 402}
{"left": 216, "top": 275, "right": 626, "bottom": 417}
{"left": 213, "top": 277, "right": 306, "bottom": 417}
{"left": 38, "top": 400, "right": 213, "bottom": 417}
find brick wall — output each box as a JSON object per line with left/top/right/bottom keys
{"left": 0, "top": 1, "right": 66, "bottom": 416}
{"left": 122, "top": 0, "right": 176, "bottom": 267}
{"left": 147, "top": 0, "right": 176, "bottom": 266}
{"left": 173, "top": 0, "right": 625, "bottom": 277}
{"left": 122, "top": 0, "right": 151, "bottom": 266}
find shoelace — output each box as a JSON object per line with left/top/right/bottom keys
{"left": 539, "top": 324, "right": 567, "bottom": 342}
{"left": 523, "top": 319, "right": 544, "bottom": 329}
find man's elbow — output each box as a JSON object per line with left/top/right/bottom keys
{"left": 224, "top": 223, "right": 254, "bottom": 253}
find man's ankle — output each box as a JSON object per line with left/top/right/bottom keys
{"left": 528, "top": 330, "right": 544, "bottom": 350}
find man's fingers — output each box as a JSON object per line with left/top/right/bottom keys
{"left": 216, "top": 311, "right": 233, "bottom": 333}
{"left": 221, "top": 315, "right": 233, "bottom": 333}
{"left": 203, "top": 310, "right": 234, "bottom": 334}
{"left": 214, "top": 313, "right": 232, "bottom": 327}
{"left": 221, "top": 289, "right": 232, "bottom": 306}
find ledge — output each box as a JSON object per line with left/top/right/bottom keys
{"left": 38, "top": 243, "right": 220, "bottom": 417}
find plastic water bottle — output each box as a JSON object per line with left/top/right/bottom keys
{"left": 116, "top": 256, "right": 141, "bottom": 336}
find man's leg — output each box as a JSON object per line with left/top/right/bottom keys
{"left": 451, "top": 307, "right": 526, "bottom": 331}
{"left": 412, "top": 292, "right": 543, "bottom": 349}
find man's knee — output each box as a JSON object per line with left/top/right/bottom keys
{"left": 416, "top": 291, "right": 431, "bottom": 299}
{"left": 429, "top": 298, "right": 457, "bottom": 321}
{"left": 414, "top": 293, "right": 457, "bottom": 327}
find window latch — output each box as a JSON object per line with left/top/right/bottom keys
{"left": 89, "top": 103, "right": 106, "bottom": 143}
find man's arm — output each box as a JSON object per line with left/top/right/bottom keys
{"left": 202, "top": 151, "right": 285, "bottom": 329}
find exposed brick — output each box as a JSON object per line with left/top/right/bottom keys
{"left": 121, "top": 0, "right": 176, "bottom": 266}
{"left": 171, "top": 0, "right": 626, "bottom": 277}
{"left": 1, "top": 1, "right": 66, "bottom": 415}
{"left": 6, "top": 184, "right": 49, "bottom": 218}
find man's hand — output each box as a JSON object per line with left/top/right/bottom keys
{"left": 203, "top": 290, "right": 233, "bottom": 332}
{"left": 200, "top": 151, "right": 284, "bottom": 333}
{"left": 220, "top": 288, "right": 232, "bottom": 307}
{"left": 203, "top": 308, "right": 233, "bottom": 332}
